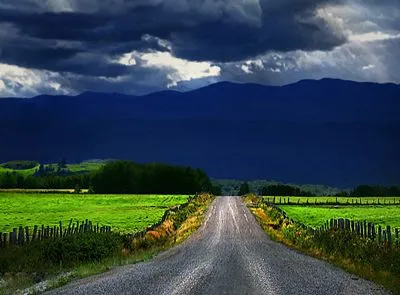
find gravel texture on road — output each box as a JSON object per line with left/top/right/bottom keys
{"left": 46, "top": 196, "right": 389, "bottom": 295}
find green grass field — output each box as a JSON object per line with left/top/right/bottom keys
{"left": 0, "top": 166, "right": 39, "bottom": 177}
{"left": 67, "top": 160, "right": 107, "bottom": 173}
{"left": 0, "top": 160, "right": 107, "bottom": 177}
{"left": 279, "top": 205, "right": 400, "bottom": 229}
{"left": 264, "top": 196, "right": 400, "bottom": 205}
{"left": 0, "top": 193, "right": 188, "bottom": 233}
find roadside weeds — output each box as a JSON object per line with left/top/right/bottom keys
{"left": 243, "top": 195, "right": 400, "bottom": 295}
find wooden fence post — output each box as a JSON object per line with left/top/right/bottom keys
{"left": 71, "top": 223, "right": 75, "bottom": 235}
{"left": 68, "top": 219, "right": 73, "bottom": 235}
{"left": 387, "top": 226, "right": 392, "bottom": 246}
{"left": 371, "top": 224, "right": 376, "bottom": 241}
{"left": 367, "top": 223, "right": 371, "bottom": 239}
{"left": 378, "top": 225, "right": 382, "bottom": 242}
{"left": 25, "top": 226, "right": 30, "bottom": 243}
{"left": 32, "top": 225, "right": 38, "bottom": 241}
{"left": 360, "top": 222, "right": 364, "bottom": 238}
{"left": 18, "top": 226, "right": 24, "bottom": 245}
{"left": 345, "top": 219, "right": 350, "bottom": 231}
{"left": 363, "top": 221, "right": 367, "bottom": 238}
{"left": 12, "top": 228, "right": 17, "bottom": 245}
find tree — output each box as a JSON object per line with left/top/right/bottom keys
{"left": 238, "top": 182, "right": 250, "bottom": 195}
{"left": 211, "top": 184, "right": 223, "bottom": 196}
{"left": 260, "top": 184, "right": 312, "bottom": 196}
{"left": 57, "top": 158, "right": 67, "bottom": 173}
{"left": 92, "top": 161, "right": 212, "bottom": 194}
{"left": 36, "top": 163, "right": 46, "bottom": 176}
{"left": 74, "top": 184, "right": 81, "bottom": 194}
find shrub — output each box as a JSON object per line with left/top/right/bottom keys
{"left": 0, "top": 233, "right": 122, "bottom": 273}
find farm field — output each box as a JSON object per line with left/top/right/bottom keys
{"left": 67, "top": 160, "right": 108, "bottom": 173}
{"left": 0, "top": 159, "right": 107, "bottom": 176}
{"left": 0, "top": 164, "right": 39, "bottom": 177}
{"left": 279, "top": 205, "right": 400, "bottom": 229}
{"left": 0, "top": 193, "right": 188, "bottom": 233}
{"left": 264, "top": 196, "right": 400, "bottom": 205}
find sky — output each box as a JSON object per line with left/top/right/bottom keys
{"left": 0, "top": 0, "right": 399, "bottom": 97}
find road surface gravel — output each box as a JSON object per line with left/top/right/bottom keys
{"left": 46, "top": 196, "right": 389, "bottom": 295}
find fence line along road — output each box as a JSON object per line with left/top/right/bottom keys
{"left": 263, "top": 200, "right": 400, "bottom": 247}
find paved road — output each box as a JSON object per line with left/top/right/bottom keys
{"left": 47, "top": 197, "right": 388, "bottom": 295}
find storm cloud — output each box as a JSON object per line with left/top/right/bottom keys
{"left": 0, "top": 0, "right": 399, "bottom": 97}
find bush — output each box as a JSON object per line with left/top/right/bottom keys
{"left": 0, "top": 233, "right": 122, "bottom": 273}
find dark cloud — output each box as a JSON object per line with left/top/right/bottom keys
{"left": 0, "top": 0, "right": 399, "bottom": 97}
{"left": 1, "top": 46, "right": 78, "bottom": 68}
{"left": 0, "top": 0, "right": 347, "bottom": 75}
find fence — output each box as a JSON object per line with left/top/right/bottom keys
{"left": 0, "top": 219, "right": 111, "bottom": 248}
{"left": 263, "top": 200, "right": 400, "bottom": 247}
{"left": 264, "top": 196, "right": 400, "bottom": 206}
{"left": 0, "top": 195, "right": 195, "bottom": 248}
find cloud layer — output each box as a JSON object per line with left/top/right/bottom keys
{"left": 0, "top": 0, "right": 399, "bottom": 97}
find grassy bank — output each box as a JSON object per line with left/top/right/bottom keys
{"left": 244, "top": 195, "right": 400, "bottom": 294}
{"left": 0, "top": 193, "right": 214, "bottom": 295}
{"left": 280, "top": 205, "right": 400, "bottom": 229}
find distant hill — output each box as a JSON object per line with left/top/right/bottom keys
{"left": 1, "top": 78, "right": 399, "bottom": 187}
{"left": 0, "top": 160, "right": 107, "bottom": 176}
{"left": 212, "top": 179, "right": 343, "bottom": 196}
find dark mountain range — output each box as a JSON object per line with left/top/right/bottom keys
{"left": 1, "top": 78, "right": 399, "bottom": 187}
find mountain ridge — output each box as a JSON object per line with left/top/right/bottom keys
{"left": 2, "top": 78, "right": 399, "bottom": 100}
{"left": 1, "top": 78, "right": 399, "bottom": 187}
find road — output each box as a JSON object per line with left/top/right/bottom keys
{"left": 47, "top": 197, "right": 388, "bottom": 295}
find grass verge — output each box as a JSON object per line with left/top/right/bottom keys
{"left": 0, "top": 193, "right": 214, "bottom": 295}
{"left": 243, "top": 194, "right": 400, "bottom": 294}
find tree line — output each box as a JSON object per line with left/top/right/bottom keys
{"left": 0, "top": 172, "right": 91, "bottom": 190}
{"left": 236, "top": 182, "right": 400, "bottom": 197}
{"left": 348, "top": 185, "right": 400, "bottom": 197}
{"left": 1, "top": 161, "right": 399, "bottom": 196}
{"left": 0, "top": 161, "right": 215, "bottom": 194}
{"left": 91, "top": 161, "right": 213, "bottom": 194}
{"left": 237, "top": 182, "right": 314, "bottom": 196}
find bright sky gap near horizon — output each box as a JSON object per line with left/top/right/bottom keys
{"left": 0, "top": 0, "right": 399, "bottom": 97}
